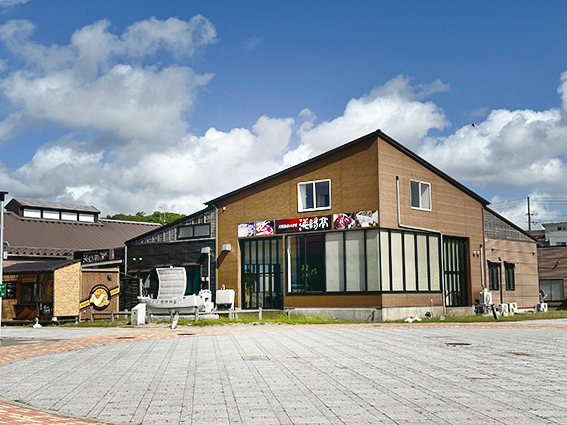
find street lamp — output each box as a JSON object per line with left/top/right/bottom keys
{"left": 0, "top": 191, "right": 8, "bottom": 343}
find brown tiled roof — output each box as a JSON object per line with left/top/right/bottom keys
{"left": 3, "top": 212, "right": 161, "bottom": 258}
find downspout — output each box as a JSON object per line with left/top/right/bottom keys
{"left": 214, "top": 205, "right": 219, "bottom": 292}
{"left": 480, "top": 244, "right": 485, "bottom": 288}
{"left": 396, "top": 176, "right": 447, "bottom": 315}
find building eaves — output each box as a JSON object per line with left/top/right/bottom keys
{"left": 206, "top": 129, "right": 490, "bottom": 207}
{"left": 9, "top": 199, "right": 100, "bottom": 214}
{"left": 3, "top": 259, "right": 80, "bottom": 274}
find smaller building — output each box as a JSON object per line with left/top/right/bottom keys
{"left": 540, "top": 222, "right": 567, "bottom": 246}
{"left": 2, "top": 260, "right": 119, "bottom": 322}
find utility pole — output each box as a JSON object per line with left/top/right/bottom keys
{"left": 527, "top": 196, "right": 531, "bottom": 233}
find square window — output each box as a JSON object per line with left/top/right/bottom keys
{"left": 298, "top": 180, "right": 330, "bottom": 212}
{"left": 410, "top": 180, "right": 431, "bottom": 211}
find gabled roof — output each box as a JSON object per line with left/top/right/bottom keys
{"left": 3, "top": 211, "right": 161, "bottom": 257}
{"left": 206, "top": 129, "right": 490, "bottom": 207}
{"left": 3, "top": 259, "right": 79, "bottom": 274}
{"left": 7, "top": 199, "right": 100, "bottom": 214}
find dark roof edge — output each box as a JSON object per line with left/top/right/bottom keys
{"left": 484, "top": 206, "right": 537, "bottom": 242}
{"left": 205, "top": 129, "right": 489, "bottom": 207}
{"left": 206, "top": 130, "right": 382, "bottom": 205}
{"left": 124, "top": 206, "right": 215, "bottom": 245}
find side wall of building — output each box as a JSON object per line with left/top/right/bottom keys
{"left": 53, "top": 262, "right": 81, "bottom": 317}
{"left": 485, "top": 238, "right": 539, "bottom": 308}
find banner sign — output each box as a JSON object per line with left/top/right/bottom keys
{"left": 238, "top": 210, "right": 378, "bottom": 237}
{"left": 275, "top": 215, "right": 332, "bottom": 234}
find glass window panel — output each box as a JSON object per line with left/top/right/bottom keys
{"left": 380, "top": 230, "right": 390, "bottom": 291}
{"left": 391, "top": 232, "right": 404, "bottom": 291}
{"left": 404, "top": 233, "right": 416, "bottom": 291}
{"left": 61, "top": 212, "right": 77, "bottom": 221}
{"left": 250, "top": 240, "right": 257, "bottom": 265}
{"left": 346, "top": 231, "right": 365, "bottom": 292}
{"left": 257, "top": 239, "right": 264, "bottom": 265}
{"left": 505, "top": 263, "right": 515, "bottom": 291}
{"left": 78, "top": 213, "right": 95, "bottom": 222}
{"left": 194, "top": 224, "right": 210, "bottom": 237}
{"left": 365, "top": 229, "right": 380, "bottom": 291}
{"left": 325, "top": 233, "right": 344, "bottom": 292}
{"left": 305, "top": 235, "right": 325, "bottom": 292}
{"left": 315, "top": 180, "right": 330, "bottom": 208}
{"left": 23, "top": 209, "right": 41, "bottom": 218}
{"left": 417, "top": 234, "right": 429, "bottom": 291}
{"left": 43, "top": 210, "right": 59, "bottom": 220}
{"left": 299, "top": 182, "right": 314, "bottom": 210}
{"left": 420, "top": 183, "right": 431, "bottom": 210}
{"left": 243, "top": 241, "right": 250, "bottom": 265}
{"left": 410, "top": 181, "right": 420, "bottom": 208}
{"left": 488, "top": 262, "right": 500, "bottom": 291}
{"left": 552, "top": 279, "right": 564, "bottom": 301}
{"left": 429, "top": 235, "right": 440, "bottom": 291}
{"left": 287, "top": 236, "right": 302, "bottom": 293}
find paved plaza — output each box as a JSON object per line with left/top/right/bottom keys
{"left": 0, "top": 322, "right": 566, "bottom": 424}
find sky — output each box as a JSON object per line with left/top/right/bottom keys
{"left": 0, "top": 1, "right": 566, "bottom": 229}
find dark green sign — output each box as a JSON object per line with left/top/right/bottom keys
{"left": 0, "top": 283, "right": 5, "bottom": 298}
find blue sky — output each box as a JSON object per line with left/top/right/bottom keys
{"left": 1, "top": 0, "right": 567, "bottom": 228}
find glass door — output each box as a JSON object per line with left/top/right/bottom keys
{"left": 241, "top": 238, "right": 283, "bottom": 309}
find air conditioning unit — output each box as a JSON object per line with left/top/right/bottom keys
{"left": 499, "top": 303, "right": 509, "bottom": 313}
{"left": 479, "top": 290, "right": 492, "bottom": 305}
{"left": 537, "top": 303, "right": 548, "bottom": 312}
{"left": 509, "top": 302, "right": 518, "bottom": 313}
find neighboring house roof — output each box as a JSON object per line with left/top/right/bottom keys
{"left": 7, "top": 199, "right": 100, "bottom": 214}
{"left": 484, "top": 207, "right": 536, "bottom": 242}
{"left": 3, "top": 259, "right": 79, "bottom": 274}
{"left": 206, "top": 129, "right": 490, "bottom": 207}
{"left": 3, "top": 212, "right": 161, "bottom": 258}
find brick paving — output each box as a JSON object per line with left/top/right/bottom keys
{"left": 0, "top": 321, "right": 566, "bottom": 424}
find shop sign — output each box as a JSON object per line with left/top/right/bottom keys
{"left": 0, "top": 283, "right": 5, "bottom": 298}
{"left": 275, "top": 215, "right": 332, "bottom": 234}
{"left": 79, "top": 249, "right": 110, "bottom": 264}
{"left": 238, "top": 210, "right": 378, "bottom": 237}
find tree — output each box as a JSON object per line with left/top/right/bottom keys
{"left": 105, "top": 211, "right": 185, "bottom": 225}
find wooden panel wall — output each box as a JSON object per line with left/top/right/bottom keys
{"left": 377, "top": 138, "right": 485, "bottom": 303}
{"left": 485, "top": 238, "right": 539, "bottom": 308}
{"left": 53, "top": 262, "right": 81, "bottom": 317}
{"left": 79, "top": 268, "right": 120, "bottom": 321}
{"left": 217, "top": 137, "right": 379, "bottom": 307}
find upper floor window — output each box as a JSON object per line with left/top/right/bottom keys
{"left": 298, "top": 179, "right": 330, "bottom": 212}
{"left": 410, "top": 180, "right": 431, "bottom": 211}
{"left": 177, "top": 223, "right": 211, "bottom": 240}
{"left": 23, "top": 208, "right": 41, "bottom": 218}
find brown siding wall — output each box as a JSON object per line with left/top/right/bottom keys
{"left": 377, "top": 138, "right": 485, "bottom": 302}
{"left": 217, "top": 137, "right": 379, "bottom": 307}
{"left": 53, "top": 262, "right": 81, "bottom": 317}
{"left": 485, "top": 238, "right": 539, "bottom": 308}
{"left": 537, "top": 246, "right": 567, "bottom": 306}
{"left": 217, "top": 134, "right": 486, "bottom": 309}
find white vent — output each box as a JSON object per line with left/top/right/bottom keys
{"left": 499, "top": 303, "right": 509, "bottom": 313}
{"left": 509, "top": 302, "right": 518, "bottom": 313}
{"left": 479, "top": 290, "right": 492, "bottom": 305}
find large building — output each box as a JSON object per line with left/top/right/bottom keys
{"left": 127, "top": 129, "right": 539, "bottom": 320}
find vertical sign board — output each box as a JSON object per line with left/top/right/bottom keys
{"left": 0, "top": 283, "right": 5, "bottom": 298}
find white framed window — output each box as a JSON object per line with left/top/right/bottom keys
{"left": 61, "top": 212, "right": 78, "bottom": 221}
{"left": 410, "top": 180, "right": 431, "bottom": 211}
{"left": 43, "top": 210, "right": 59, "bottom": 220}
{"left": 298, "top": 179, "right": 331, "bottom": 212}
{"left": 23, "top": 208, "right": 41, "bottom": 218}
{"left": 79, "top": 213, "right": 95, "bottom": 222}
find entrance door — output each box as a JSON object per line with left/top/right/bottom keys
{"left": 241, "top": 238, "right": 283, "bottom": 309}
{"left": 444, "top": 237, "right": 469, "bottom": 307}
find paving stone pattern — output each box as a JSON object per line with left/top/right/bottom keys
{"left": 0, "top": 324, "right": 567, "bottom": 424}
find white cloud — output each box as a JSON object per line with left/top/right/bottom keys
{"left": 0, "top": 0, "right": 29, "bottom": 7}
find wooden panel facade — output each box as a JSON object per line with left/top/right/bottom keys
{"left": 484, "top": 238, "right": 539, "bottom": 308}
{"left": 216, "top": 132, "right": 487, "bottom": 311}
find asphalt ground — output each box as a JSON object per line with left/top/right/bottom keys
{"left": 0, "top": 321, "right": 566, "bottom": 424}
